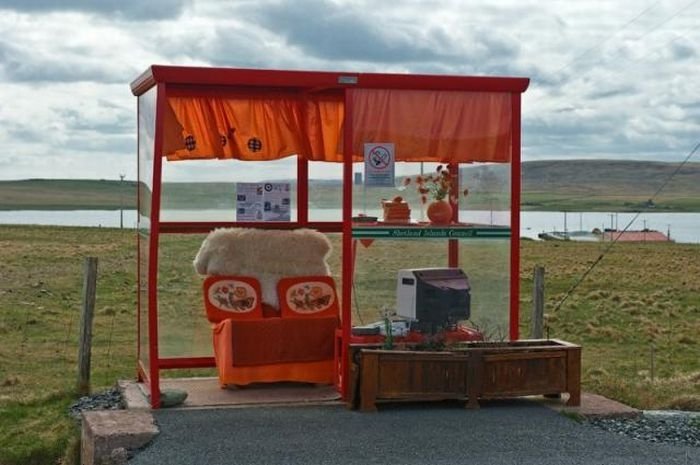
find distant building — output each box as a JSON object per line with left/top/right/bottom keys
{"left": 601, "top": 230, "right": 671, "bottom": 242}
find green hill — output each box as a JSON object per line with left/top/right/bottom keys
{"left": 520, "top": 160, "right": 700, "bottom": 211}
{"left": 0, "top": 179, "right": 137, "bottom": 210}
{"left": 0, "top": 160, "right": 698, "bottom": 212}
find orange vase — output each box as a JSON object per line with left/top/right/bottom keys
{"left": 427, "top": 200, "right": 453, "bottom": 225}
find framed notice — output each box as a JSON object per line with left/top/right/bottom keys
{"left": 236, "top": 183, "right": 264, "bottom": 221}
{"left": 364, "top": 143, "right": 395, "bottom": 187}
{"left": 262, "top": 182, "right": 291, "bottom": 221}
{"left": 236, "top": 182, "right": 291, "bottom": 222}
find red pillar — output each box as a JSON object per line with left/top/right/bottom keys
{"left": 147, "top": 83, "right": 167, "bottom": 408}
{"left": 509, "top": 94, "right": 522, "bottom": 341}
{"left": 340, "top": 90, "right": 354, "bottom": 399}
{"left": 297, "top": 157, "right": 309, "bottom": 225}
{"left": 448, "top": 163, "right": 459, "bottom": 268}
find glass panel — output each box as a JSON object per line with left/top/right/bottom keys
{"left": 349, "top": 89, "right": 512, "bottom": 337}
{"left": 308, "top": 161, "right": 342, "bottom": 222}
{"left": 157, "top": 234, "right": 211, "bottom": 358}
{"left": 460, "top": 162, "right": 511, "bottom": 227}
{"left": 154, "top": 231, "right": 344, "bottom": 359}
{"left": 351, "top": 161, "right": 450, "bottom": 221}
{"left": 351, "top": 239, "right": 508, "bottom": 336}
{"left": 458, "top": 239, "right": 510, "bottom": 339}
{"left": 352, "top": 239, "right": 450, "bottom": 325}
{"left": 307, "top": 161, "right": 428, "bottom": 222}
{"left": 137, "top": 86, "right": 157, "bottom": 371}
{"left": 159, "top": 157, "right": 297, "bottom": 222}
{"left": 322, "top": 233, "right": 343, "bottom": 321}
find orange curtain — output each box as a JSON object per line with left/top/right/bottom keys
{"left": 164, "top": 92, "right": 344, "bottom": 161}
{"left": 162, "top": 89, "right": 512, "bottom": 163}
{"left": 351, "top": 89, "right": 512, "bottom": 163}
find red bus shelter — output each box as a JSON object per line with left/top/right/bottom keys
{"left": 130, "top": 65, "right": 529, "bottom": 408}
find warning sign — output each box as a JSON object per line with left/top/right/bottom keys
{"left": 364, "top": 143, "right": 395, "bottom": 187}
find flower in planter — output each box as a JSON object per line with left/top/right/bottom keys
{"left": 403, "top": 165, "right": 469, "bottom": 205}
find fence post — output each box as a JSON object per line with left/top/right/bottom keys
{"left": 532, "top": 265, "right": 545, "bottom": 339}
{"left": 77, "top": 257, "right": 98, "bottom": 395}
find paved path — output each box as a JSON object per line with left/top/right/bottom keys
{"left": 130, "top": 402, "right": 699, "bottom": 465}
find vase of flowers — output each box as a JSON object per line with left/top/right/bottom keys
{"left": 403, "top": 165, "right": 468, "bottom": 225}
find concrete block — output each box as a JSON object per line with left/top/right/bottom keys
{"left": 117, "top": 380, "right": 150, "bottom": 410}
{"left": 81, "top": 410, "right": 158, "bottom": 465}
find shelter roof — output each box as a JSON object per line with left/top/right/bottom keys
{"left": 131, "top": 65, "right": 529, "bottom": 96}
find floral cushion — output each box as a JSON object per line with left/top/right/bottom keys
{"left": 278, "top": 276, "right": 339, "bottom": 318}
{"left": 203, "top": 276, "right": 263, "bottom": 322}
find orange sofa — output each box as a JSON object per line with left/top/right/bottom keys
{"left": 203, "top": 275, "right": 339, "bottom": 387}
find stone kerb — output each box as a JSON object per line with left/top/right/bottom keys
{"left": 81, "top": 410, "right": 158, "bottom": 465}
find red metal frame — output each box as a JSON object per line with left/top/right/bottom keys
{"left": 131, "top": 66, "right": 529, "bottom": 96}
{"left": 447, "top": 163, "right": 459, "bottom": 268}
{"left": 131, "top": 66, "right": 528, "bottom": 408}
{"left": 340, "top": 88, "right": 354, "bottom": 399}
{"left": 146, "top": 83, "right": 167, "bottom": 408}
{"left": 158, "top": 221, "right": 343, "bottom": 234}
{"left": 159, "top": 357, "right": 216, "bottom": 369}
{"left": 509, "top": 94, "right": 522, "bottom": 341}
{"left": 136, "top": 90, "right": 142, "bottom": 382}
{"left": 297, "top": 157, "right": 309, "bottom": 225}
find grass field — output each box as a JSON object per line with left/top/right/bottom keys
{"left": 1, "top": 225, "right": 699, "bottom": 464}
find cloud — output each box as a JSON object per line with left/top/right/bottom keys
{"left": 0, "top": 0, "right": 192, "bottom": 20}
{"left": 246, "top": 0, "right": 521, "bottom": 68}
{"left": 0, "top": 12, "right": 160, "bottom": 84}
{"left": 251, "top": 0, "right": 449, "bottom": 63}
{"left": 0, "top": 81, "right": 136, "bottom": 179}
{"left": 669, "top": 39, "right": 696, "bottom": 60}
{"left": 0, "top": 0, "right": 699, "bottom": 181}
{"left": 0, "top": 38, "right": 127, "bottom": 83}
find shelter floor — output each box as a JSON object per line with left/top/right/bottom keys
{"left": 130, "top": 377, "right": 341, "bottom": 409}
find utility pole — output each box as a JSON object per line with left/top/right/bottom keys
{"left": 643, "top": 219, "right": 647, "bottom": 242}
{"left": 119, "top": 174, "right": 126, "bottom": 229}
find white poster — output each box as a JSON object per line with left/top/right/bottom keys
{"left": 364, "top": 142, "right": 395, "bottom": 187}
{"left": 262, "top": 182, "right": 291, "bottom": 222}
{"left": 236, "top": 183, "right": 264, "bottom": 221}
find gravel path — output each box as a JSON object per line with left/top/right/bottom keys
{"left": 129, "top": 402, "right": 699, "bottom": 465}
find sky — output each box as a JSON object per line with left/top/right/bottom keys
{"left": 0, "top": 0, "right": 698, "bottom": 181}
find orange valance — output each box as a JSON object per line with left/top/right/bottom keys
{"left": 164, "top": 92, "right": 343, "bottom": 161}
{"left": 351, "top": 89, "right": 512, "bottom": 163}
{"left": 163, "top": 89, "right": 512, "bottom": 163}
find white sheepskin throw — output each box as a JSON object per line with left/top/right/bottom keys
{"left": 193, "top": 228, "right": 332, "bottom": 309}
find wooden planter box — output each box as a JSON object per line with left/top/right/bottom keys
{"left": 349, "top": 339, "right": 581, "bottom": 412}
